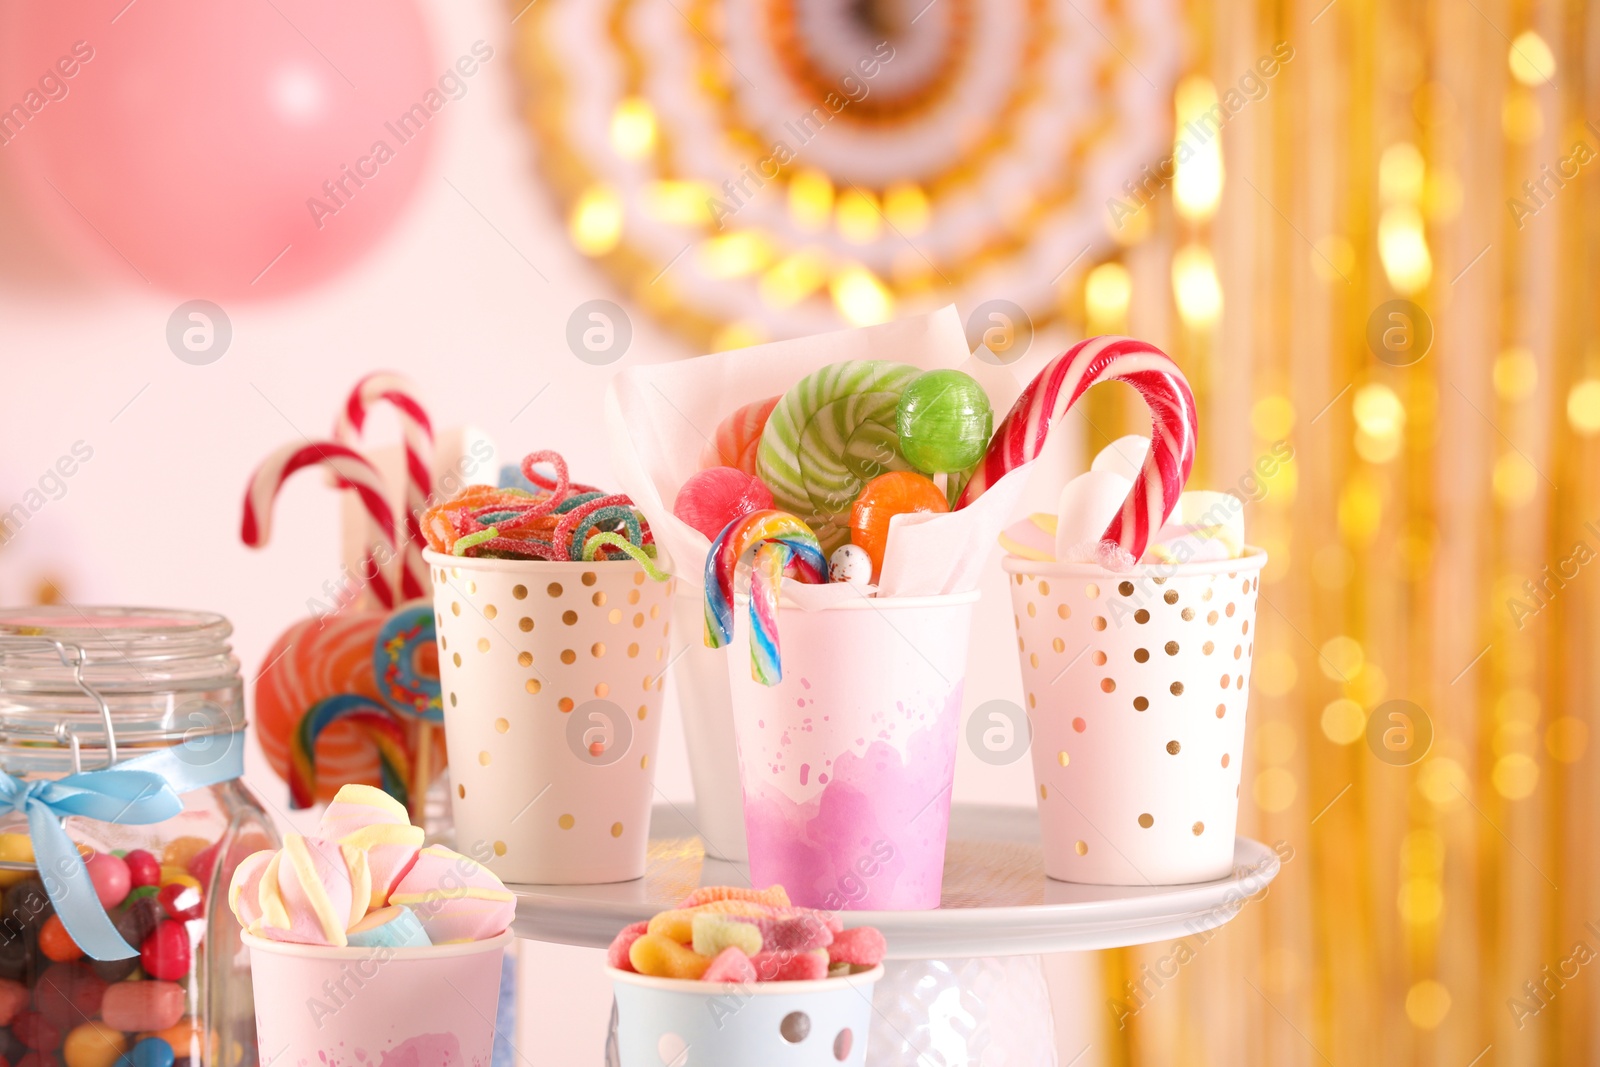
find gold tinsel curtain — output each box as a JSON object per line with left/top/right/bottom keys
{"left": 1104, "top": 1, "right": 1598, "bottom": 1064}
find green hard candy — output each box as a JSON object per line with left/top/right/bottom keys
{"left": 896, "top": 370, "right": 993, "bottom": 474}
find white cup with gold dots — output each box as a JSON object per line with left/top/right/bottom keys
{"left": 1004, "top": 548, "right": 1267, "bottom": 885}
{"left": 425, "top": 550, "right": 675, "bottom": 885}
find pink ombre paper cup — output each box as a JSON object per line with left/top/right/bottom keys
{"left": 1005, "top": 548, "right": 1267, "bottom": 885}
{"left": 244, "top": 931, "right": 510, "bottom": 1067}
{"left": 727, "top": 589, "right": 979, "bottom": 910}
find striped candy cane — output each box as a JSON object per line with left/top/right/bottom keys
{"left": 242, "top": 441, "right": 400, "bottom": 609}
{"left": 955, "top": 336, "right": 1198, "bottom": 561}
{"left": 333, "top": 373, "right": 433, "bottom": 600}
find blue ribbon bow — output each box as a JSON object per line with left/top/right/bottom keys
{"left": 0, "top": 733, "right": 246, "bottom": 961}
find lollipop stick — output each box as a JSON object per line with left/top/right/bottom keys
{"left": 410, "top": 719, "right": 431, "bottom": 825}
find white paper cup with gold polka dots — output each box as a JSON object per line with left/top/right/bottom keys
{"left": 1004, "top": 548, "right": 1267, "bottom": 885}
{"left": 425, "top": 550, "right": 675, "bottom": 885}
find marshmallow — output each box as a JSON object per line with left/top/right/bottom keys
{"left": 256, "top": 835, "right": 370, "bottom": 947}
{"left": 387, "top": 845, "right": 515, "bottom": 944}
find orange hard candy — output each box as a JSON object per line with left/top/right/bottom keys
{"left": 849, "top": 471, "right": 948, "bottom": 581}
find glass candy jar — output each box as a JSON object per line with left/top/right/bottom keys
{"left": 0, "top": 607, "right": 277, "bottom": 1067}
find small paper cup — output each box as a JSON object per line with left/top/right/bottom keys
{"left": 608, "top": 965, "right": 883, "bottom": 1066}
{"left": 670, "top": 586, "right": 748, "bottom": 863}
{"left": 1005, "top": 548, "right": 1267, "bottom": 885}
{"left": 245, "top": 931, "right": 510, "bottom": 1065}
{"left": 727, "top": 589, "right": 979, "bottom": 910}
{"left": 426, "top": 550, "right": 674, "bottom": 884}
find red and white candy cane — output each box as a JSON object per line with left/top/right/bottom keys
{"left": 333, "top": 373, "right": 433, "bottom": 600}
{"left": 241, "top": 442, "right": 400, "bottom": 609}
{"left": 955, "top": 336, "right": 1198, "bottom": 561}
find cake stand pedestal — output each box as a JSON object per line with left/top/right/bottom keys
{"left": 508, "top": 804, "right": 1279, "bottom": 1066}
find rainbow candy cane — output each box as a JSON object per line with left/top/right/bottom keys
{"left": 955, "top": 336, "right": 1198, "bottom": 561}
{"left": 703, "top": 509, "right": 827, "bottom": 686}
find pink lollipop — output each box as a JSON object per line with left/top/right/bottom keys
{"left": 673, "top": 467, "right": 774, "bottom": 540}
{"left": 956, "top": 336, "right": 1197, "bottom": 561}
{"left": 700, "top": 396, "right": 780, "bottom": 474}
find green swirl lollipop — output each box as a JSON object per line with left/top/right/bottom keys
{"left": 756, "top": 360, "right": 920, "bottom": 553}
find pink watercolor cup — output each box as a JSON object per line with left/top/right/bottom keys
{"left": 245, "top": 931, "right": 510, "bottom": 1067}
{"left": 726, "top": 589, "right": 979, "bottom": 910}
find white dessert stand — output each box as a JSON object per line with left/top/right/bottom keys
{"left": 508, "top": 804, "right": 1279, "bottom": 1066}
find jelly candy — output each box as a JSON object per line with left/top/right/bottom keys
{"left": 734, "top": 913, "right": 833, "bottom": 953}
{"left": 101, "top": 980, "right": 186, "bottom": 1033}
{"left": 38, "top": 916, "right": 82, "bottom": 963}
{"left": 690, "top": 912, "right": 762, "bottom": 958}
{"left": 122, "top": 850, "right": 160, "bottom": 889}
{"left": 606, "top": 921, "right": 649, "bottom": 973}
{"left": 32, "top": 963, "right": 106, "bottom": 1028}
{"left": 139, "top": 922, "right": 191, "bottom": 982}
{"left": 679, "top": 885, "right": 791, "bottom": 910}
{"left": 895, "top": 369, "right": 993, "bottom": 475}
{"left": 672, "top": 467, "right": 775, "bottom": 541}
{"left": 750, "top": 948, "right": 828, "bottom": 982}
{"left": 91, "top": 897, "right": 161, "bottom": 983}
{"left": 61, "top": 1020, "right": 127, "bottom": 1067}
{"left": 0, "top": 835, "right": 34, "bottom": 890}
{"left": 130, "top": 1037, "right": 176, "bottom": 1067}
{"left": 647, "top": 901, "right": 777, "bottom": 944}
{"left": 701, "top": 945, "right": 757, "bottom": 984}
{"left": 0, "top": 976, "right": 27, "bottom": 1024}
{"left": 828, "top": 925, "right": 887, "bottom": 966}
{"left": 82, "top": 854, "right": 130, "bottom": 910}
{"left": 12, "top": 1008, "right": 62, "bottom": 1051}
{"left": 848, "top": 471, "right": 948, "bottom": 581}
{"left": 627, "top": 933, "right": 710, "bottom": 980}
{"left": 157, "top": 884, "right": 203, "bottom": 923}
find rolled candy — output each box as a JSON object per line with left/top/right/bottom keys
{"left": 702, "top": 509, "right": 827, "bottom": 686}
{"left": 756, "top": 360, "right": 920, "bottom": 553}
{"left": 319, "top": 784, "right": 424, "bottom": 910}
{"left": 226, "top": 850, "right": 276, "bottom": 930}
{"left": 387, "top": 845, "right": 515, "bottom": 944}
{"left": 255, "top": 835, "right": 371, "bottom": 948}
{"left": 956, "top": 336, "right": 1198, "bottom": 563}
{"left": 346, "top": 906, "right": 431, "bottom": 949}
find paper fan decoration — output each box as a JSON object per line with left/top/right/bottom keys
{"left": 514, "top": 0, "right": 1182, "bottom": 348}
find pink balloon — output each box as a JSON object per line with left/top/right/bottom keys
{"left": 0, "top": 0, "right": 439, "bottom": 297}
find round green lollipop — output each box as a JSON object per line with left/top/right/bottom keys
{"left": 896, "top": 369, "right": 994, "bottom": 474}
